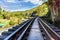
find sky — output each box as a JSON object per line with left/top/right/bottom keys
{"left": 0, "top": 0, "right": 47, "bottom": 11}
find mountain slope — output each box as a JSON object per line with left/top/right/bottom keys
{"left": 25, "top": 2, "right": 49, "bottom": 16}
{"left": 0, "top": 2, "right": 49, "bottom": 27}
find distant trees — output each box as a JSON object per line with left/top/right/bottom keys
{"left": 0, "top": 8, "right": 2, "bottom": 14}
{"left": 0, "top": 2, "right": 49, "bottom": 27}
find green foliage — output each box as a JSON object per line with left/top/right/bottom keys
{"left": 0, "top": 2, "right": 49, "bottom": 27}
{"left": 0, "top": 8, "right": 2, "bottom": 13}
{"left": 0, "top": 15, "right": 3, "bottom": 19}
{"left": 25, "top": 2, "right": 49, "bottom": 16}
{"left": 9, "top": 20, "right": 15, "bottom": 25}
{"left": 46, "top": 9, "right": 51, "bottom": 17}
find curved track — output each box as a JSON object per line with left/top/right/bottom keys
{"left": 0, "top": 17, "right": 60, "bottom": 40}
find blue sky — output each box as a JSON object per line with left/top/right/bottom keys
{"left": 0, "top": 0, "right": 47, "bottom": 11}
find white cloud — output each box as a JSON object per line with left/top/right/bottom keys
{"left": 6, "top": 0, "right": 16, "bottom": 3}
{"left": 0, "top": 0, "right": 45, "bottom": 11}
{"left": 6, "top": 0, "right": 44, "bottom": 5}
{"left": 24, "top": 0, "right": 44, "bottom": 5}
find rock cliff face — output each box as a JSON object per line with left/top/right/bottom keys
{"left": 48, "top": 0, "right": 60, "bottom": 21}
{"left": 48, "top": 0, "right": 60, "bottom": 27}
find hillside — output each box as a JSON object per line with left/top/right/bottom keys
{"left": 25, "top": 2, "right": 49, "bottom": 16}
{"left": 0, "top": 2, "right": 49, "bottom": 27}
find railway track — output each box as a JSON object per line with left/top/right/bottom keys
{"left": 0, "top": 18, "right": 35, "bottom": 40}
{"left": 38, "top": 18, "right": 60, "bottom": 40}
{"left": 0, "top": 17, "right": 60, "bottom": 40}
